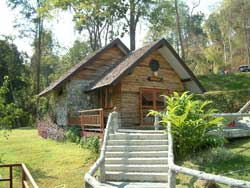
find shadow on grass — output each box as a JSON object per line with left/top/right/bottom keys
{"left": 28, "top": 166, "right": 57, "bottom": 182}
{"left": 15, "top": 127, "right": 35, "bottom": 130}
{"left": 176, "top": 176, "right": 198, "bottom": 188}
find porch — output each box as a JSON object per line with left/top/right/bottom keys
{"left": 77, "top": 108, "right": 162, "bottom": 138}
{"left": 74, "top": 86, "right": 169, "bottom": 137}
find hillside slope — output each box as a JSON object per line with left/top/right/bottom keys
{"left": 198, "top": 73, "right": 250, "bottom": 91}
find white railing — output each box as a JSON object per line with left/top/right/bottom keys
{"left": 212, "top": 100, "right": 250, "bottom": 119}
{"left": 167, "top": 122, "right": 250, "bottom": 188}
{"left": 213, "top": 113, "right": 250, "bottom": 118}
{"left": 84, "top": 110, "right": 118, "bottom": 188}
{"left": 239, "top": 100, "right": 250, "bottom": 113}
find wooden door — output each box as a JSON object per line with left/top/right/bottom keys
{"left": 140, "top": 88, "right": 169, "bottom": 126}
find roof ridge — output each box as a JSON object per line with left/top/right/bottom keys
{"left": 38, "top": 38, "right": 129, "bottom": 96}
{"left": 87, "top": 38, "right": 205, "bottom": 93}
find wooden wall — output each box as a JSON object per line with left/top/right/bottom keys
{"left": 66, "top": 45, "right": 125, "bottom": 127}
{"left": 71, "top": 46, "right": 125, "bottom": 82}
{"left": 120, "top": 50, "right": 184, "bottom": 127}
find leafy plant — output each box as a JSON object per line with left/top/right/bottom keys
{"left": 80, "top": 136, "right": 100, "bottom": 154}
{"left": 65, "top": 126, "right": 81, "bottom": 143}
{"left": 148, "top": 91, "right": 224, "bottom": 157}
{"left": 0, "top": 76, "right": 27, "bottom": 135}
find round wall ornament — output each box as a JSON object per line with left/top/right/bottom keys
{"left": 149, "top": 59, "right": 160, "bottom": 72}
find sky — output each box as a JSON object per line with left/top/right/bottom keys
{"left": 0, "top": 0, "right": 221, "bottom": 56}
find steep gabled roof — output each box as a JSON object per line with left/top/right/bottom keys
{"left": 38, "top": 38, "right": 130, "bottom": 96}
{"left": 87, "top": 38, "right": 205, "bottom": 93}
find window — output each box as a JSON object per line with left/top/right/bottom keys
{"left": 102, "top": 87, "right": 114, "bottom": 108}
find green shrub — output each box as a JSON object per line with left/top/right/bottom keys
{"left": 0, "top": 77, "right": 31, "bottom": 131}
{"left": 195, "top": 89, "right": 250, "bottom": 113}
{"left": 80, "top": 136, "right": 100, "bottom": 154}
{"left": 65, "top": 126, "right": 81, "bottom": 143}
{"left": 149, "top": 92, "right": 225, "bottom": 158}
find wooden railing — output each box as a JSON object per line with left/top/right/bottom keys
{"left": 0, "top": 163, "right": 39, "bottom": 188}
{"left": 79, "top": 108, "right": 104, "bottom": 132}
{"left": 84, "top": 110, "right": 119, "bottom": 188}
{"left": 167, "top": 122, "right": 250, "bottom": 188}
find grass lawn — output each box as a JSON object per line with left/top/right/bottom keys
{"left": 0, "top": 127, "right": 96, "bottom": 188}
{"left": 198, "top": 72, "right": 250, "bottom": 91}
{"left": 176, "top": 138, "right": 250, "bottom": 187}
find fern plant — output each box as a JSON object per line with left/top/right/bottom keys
{"left": 148, "top": 92, "right": 224, "bottom": 157}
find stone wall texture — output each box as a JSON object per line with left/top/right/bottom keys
{"left": 54, "top": 87, "right": 68, "bottom": 128}
{"left": 66, "top": 80, "right": 99, "bottom": 117}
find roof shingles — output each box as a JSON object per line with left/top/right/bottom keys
{"left": 88, "top": 41, "right": 159, "bottom": 91}
{"left": 38, "top": 38, "right": 129, "bottom": 96}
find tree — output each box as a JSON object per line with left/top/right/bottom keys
{"left": 0, "top": 77, "right": 24, "bottom": 134}
{"left": 43, "top": 0, "right": 154, "bottom": 51}
{"left": 146, "top": 0, "right": 208, "bottom": 73}
{"left": 175, "top": 0, "right": 185, "bottom": 61}
{"left": 42, "top": 0, "right": 122, "bottom": 51}
{"left": 48, "top": 39, "right": 91, "bottom": 82}
{"left": 0, "top": 39, "right": 33, "bottom": 129}
{"left": 31, "top": 30, "right": 60, "bottom": 89}
{"left": 119, "top": 0, "right": 154, "bottom": 50}
{"left": 7, "top": 0, "right": 44, "bottom": 94}
{"left": 0, "top": 39, "right": 29, "bottom": 104}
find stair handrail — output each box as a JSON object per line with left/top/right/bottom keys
{"left": 84, "top": 109, "right": 118, "bottom": 188}
{"left": 167, "top": 121, "right": 176, "bottom": 188}
{"left": 239, "top": 100, "right": 250, "bottom": 113}
{"left": 167, "top": 122, "right": 250, "bottom": 188}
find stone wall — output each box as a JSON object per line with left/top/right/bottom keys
{"left": 54, "top": 87, "right": 68, "bottom": 128}
{"left": 66, "top": 80, "right": 99, "bottom": 118}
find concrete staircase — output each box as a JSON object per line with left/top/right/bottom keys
{"left": 102, "top": 129, "right": 169, "bottom": 188}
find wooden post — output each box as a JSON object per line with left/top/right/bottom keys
{"left": 168, "top": 122, "right": 176, "bottom": 188}
{"left": 101, "top": 109, "right": 104, "bottom": 132}
{"left": 99, "top": 160, "right": 105, "bottom": 183}
{"left": 22, "top": 168, "right": 26, "bottom": 188}
{"left": 168, "top": 168, "right": 176, "bottom": 188}
{"left": 9, "top": 166, "right": 13, "bottom": 188}
{"left": 112, "top": 107, "right": 118, "bottom": 133}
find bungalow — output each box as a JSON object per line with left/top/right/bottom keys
{"left": 39, "top": 38, "right": 205, "bottom": 136}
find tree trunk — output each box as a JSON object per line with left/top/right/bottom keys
{"left": 242, "top": 4, "right": 250, "bottom": 66}
{"left": 228, "top": 27, "right": 233, "bottom": 66}
{"left": 174, "top": 0, "right": 185, "bottom": 62}
{"left": 223, "top": 39, "right": 227, "bottom": 65}
{"left": 36, "top": 13, "right": 42, "bottom": 94}
{"left": 129, "top": 0, "right": 136, "bottom": 51}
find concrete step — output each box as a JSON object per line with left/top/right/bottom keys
{"left": 108, "top": 140, "right": 168, "bottom": 145}
{"left": 109, "top": 133, "right": 167, "bottom": 140}
{"left": 100, "top": 181, "right": 168, "bottom": 188}
{"left": 117, "top": 129, "right": 165, "bottom": 134}
{"left": 105, "top": 171, "right": 168, "bottom": 182}
{"left": 105, "top": 157, "right": 168, "bottom": 165}
{"left": 105, "top": 164, "right": 168, "bottom": 172}
{"left": 106, "top": 151, "right": 168, "bottom": 158}
{"left": 106, "top": 145, "right": 168, "bottom": 152}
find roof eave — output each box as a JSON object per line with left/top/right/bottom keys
{"left": 38, "top": 38, "right": 130, "bottom": 97}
